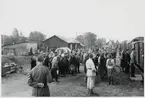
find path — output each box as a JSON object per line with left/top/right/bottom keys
{"left": 2, "top": 66, "right": 144, "bottom": 97}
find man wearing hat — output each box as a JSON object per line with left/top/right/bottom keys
{"left": 130, "top": 48, "right": 136, "bottom": 77}
{"left": 124, "top": 49, "right": 131, "bottom": 74}
{"left": 28, "top": 54, "right": 52, "bottom": 96}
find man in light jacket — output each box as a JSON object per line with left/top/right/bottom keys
{"left": 86, "top": 53, "right": 96, "bottom": 95}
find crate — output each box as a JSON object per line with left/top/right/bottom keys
{"left": 2, "top": 66, "right": 11, "bottom": 76}
{"left": 2, "top": 63, "right": 17, "bottom": 76}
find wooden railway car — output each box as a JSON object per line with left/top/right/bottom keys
{"left": 119, "top": 37, "right": 144, "bottom": 68}
{"left": 119, "top": 37, "right": 144, "bottom": 79}
{"left": 131, "top": 37, "right": 144, "bottom": 70}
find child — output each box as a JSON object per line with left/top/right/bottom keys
{"left": 115, "top": 52, "right": 121, "bottom": 65}
{"left": 70, "top": 64, "right": 75, "bottom": 75}
{"left": 106, "top": 54, "right": 115, "bottom": 85}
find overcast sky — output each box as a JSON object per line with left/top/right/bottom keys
{"left": 0, "top": 0, "right": 145, "bottom": 41}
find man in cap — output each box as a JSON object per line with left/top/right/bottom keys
{"left": 28, "top": 54, "right": 52, "bottom": 96}
{"left": 130, "top": 48, "right": 136, "bottom": 77}
{"left": 124, "top": 49, "right": 131, "bottom": 74}
{"left": 43, "top": 53, "right": 51, "bottom": 69}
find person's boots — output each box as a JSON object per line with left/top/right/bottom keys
{"left": 88, "top": 89, "right": 91, "bottom": 96}
{"left": 90, "top": 89, "right": 94, "bottom": 95}
{"left": 55, "top": 77, "right": 59, "bottom": 82}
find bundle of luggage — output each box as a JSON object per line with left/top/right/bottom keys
{"left": 2, "top": 63, "right": 17, "bottom": 76}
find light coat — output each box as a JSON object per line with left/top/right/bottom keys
{"left": 86, "top": 58, "right": 96, "bottom": 76}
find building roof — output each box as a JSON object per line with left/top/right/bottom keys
{"left": 131, "top": 36, "right": 144, "bottom": 42}
{"left": 44, "top": 35, "right": 80, "bottom": 44}
{"left": 56, "top": 35, "right": 80, "bottom": 43}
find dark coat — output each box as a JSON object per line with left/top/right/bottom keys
{"left": 28, "top": 63, "right": 52, "bottom": 96}
{"left": 124, "top": 52, "right": 131, "bottom": 73}
{"left": 43, "top": 56, "right": 51, "bottom": 68}
{"left": 98, "top": 56, "right": 106, "bottom": 77}
{"left": 75, "top": 55, "right": 80, "bottom": 67}
{"left": 93, "top": 55, "right": 98, "bottom": 67}
{"left": 121, "top": 52, "right": 126, "bottom": 68}
{"left": 58, "top": 57, "right": 68, "bottom": 75}
{"left": 59, "top": 58, "right": 66, "bottom": 67}
{"left": 31, "top": 58, "right": 36, "bottom": 69}
{"left": 125, "top": 53, "right": 131, "bottom": 63}
{"left": 70, "top": 55, "right": 77, "bottom": 66}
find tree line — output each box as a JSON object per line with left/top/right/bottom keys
{"left": 2, "top": 28, "right": 119, "bottom": 50}
{"left": 2, "top": 28, "right": 46, "bottom": 49}
{"left": 75, "top": 32, "right": 107, "bottom": 49}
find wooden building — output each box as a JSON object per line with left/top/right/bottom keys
{"left": 2, "top": 42, "right": 37, "bottom": 56}
{"left": 42, "top": 35, "right": 84, "bottom": 50}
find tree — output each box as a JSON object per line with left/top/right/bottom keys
{"left": 83, "top": 32, "right": 97, "bottom": 48}
{"left": 12, "top": 28, "right": 19, "bottom": 44}
{"left": 12, "top": 28, "right": 19, "bottom": 37}
{"left": 29, "top": 31, "right": 46, "bottom": 42}
{"left": 19, "top": 36, "right": 28, "bottom": 43}
{"left": 19, "top": 31, "right": 28, "bottom": 43}
{"left": 19, "top": 31, "right": 23, "bottom": 37}
{"left": 2, "top": 35, "right": 13, "bottom": 45}
{"left": 29, "top": 31, "right": 46, "bottom": 50}
{"left": 95, "top": 38, "right": 106, "bottom": 48}
{"left": 75, "top": 32, "right": 97, "bottom": 48}
{"left": 75, "top": 35, "right": 84, "bottom": 44}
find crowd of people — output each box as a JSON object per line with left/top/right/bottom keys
{"left": 28, "top": 47, "right": 137, "bottom": 96}
{"left": 30, "top": 49, "right": 83, "bottom": 83}
{"left": 84, "top": 48, "right": 136, "bottom": 95}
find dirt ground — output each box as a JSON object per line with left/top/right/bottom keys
{"left": 1, "top": 65, "right": 144, "bottom": 97}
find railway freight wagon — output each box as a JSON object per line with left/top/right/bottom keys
{"left": 119, "top": 37, "right": 144, "bottom": 81}
{"left": 131, "top": 37, "right": 144, "bottom": 72}
{"left": 120, "top": 37, "right": 144, "bottom": 68}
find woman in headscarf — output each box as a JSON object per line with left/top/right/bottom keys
{"left": 58, "top": 53, "right": 66, "bottom": 77}
{"left": 86, "top": 53, "right": 96, "bottom": 95}
{"left": 121, "top": 50, "right": 126, "bottom": 72}
{"left": 69, "top": 52, "right": 77, "bottom": 76}
{"left": 115, "top": 53, "right": 121, "bottom": 67}
{"left": 98, "top": 53, "right": 106, "bottom": 80}
{"left": 76, "top": 53, "right": 81, "bottom": 73}
{"left": 64, "top": 53, "right": 70, "bottom": 75}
